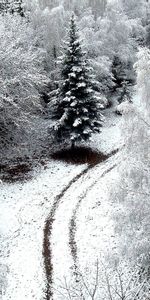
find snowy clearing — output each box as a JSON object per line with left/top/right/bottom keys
{"left": 0, "top": 113, "right": 123, "bottom": 300}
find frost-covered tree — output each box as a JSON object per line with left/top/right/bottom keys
{"left": 51, "top": 15, "right": 103, "bottom": 148}
{"left": 78, "top": 9, "right": 115, "bottom": 104}
{"left": 0, "top": 0, "right": 24, "bottom": 16}
{"left": 79, "top": 1, "right": 136, "bottom": 101}
{"left": 111, "top": 55, "right": 135, "bottom": 102}
{"left": 0, "top": 14, "right": 48, "bottom": 145}
{"left": 36, "top": 0, "right": 147, "bottom": 105}
{"left": 30, "top": 3, "right": 66, "bottom": 71}
{"left": 100, "top": 0, "right": 137, "bottom": 100}
{"left": 0, "top": 1, "right": 7, "bottom": 13}
{"left": 135, "top": 47, "right": 150, "bottom": 122}
{"left": 88, "top": 0, "right": 107, "bottom": 18}
{"left": 13, "top": 0, "right": 24, "bottom": 16}
{"left": 39, "top": 0, "right": 108, "bottom": 17}
{"left": 111, "top": 47, "right": 150, "bottom": 272}
{"left": 122, "top": 0, "right": 148, "bottom": 22}
{"left": 78, "top": 0, "right": 137, "bottom": 102}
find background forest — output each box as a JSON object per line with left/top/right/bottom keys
{"left": 0, "top": 0, "right": 150, "bottom": 160}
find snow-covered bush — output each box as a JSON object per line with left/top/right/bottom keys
{"left": 56, "top": 260, "right": 149, "bottom": 300}
{"left": 135, "top": 47, "right": 150, "bottom": 121}
{"left": 115, "top": 100, "right": 133, "bottom": 115}
{"left": 111, "top": 47, "right": 150, "bottom": 271}
{"left": 0, "top": 14, "right": 48, "bottom": 144}
{"left": 90, "top": 56, "right": 115, "bottom": 96}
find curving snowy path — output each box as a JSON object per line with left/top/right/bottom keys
{"left": 43, "top": 150, "right": 119, "bottom": 300}
{"left": 0, "top": 113, "right": 122, "bottom": 300}
{"left": 0, "top": 162, "right": 85, "bottom": 300}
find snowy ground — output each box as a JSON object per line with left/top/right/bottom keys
{"left": 0, "top": 110, "right": 124, "bottom": 300}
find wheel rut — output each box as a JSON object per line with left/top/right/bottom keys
{"left": 43, "top": 148, "right": 119, "bottom": 300}
{"left": 69, "top": 162, "right": 117, "bottom": 276}
{"left": 43, "top": 165, "right": 92, "bottom": 299}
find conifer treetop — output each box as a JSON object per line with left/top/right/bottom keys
{"left": 51, "top": 14, "right": 103, "bottom": 147}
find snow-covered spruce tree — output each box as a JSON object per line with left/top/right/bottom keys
{"left": 51, "top": 15, "right": 103, "bottom": 148}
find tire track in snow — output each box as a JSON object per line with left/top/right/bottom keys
{"left": 43, "top": 165, "right": 93, "bottom": 300}
{"left": 43, "top": 149, "right": 118, "bottom": 300}
{"left": 69, "top": 162, "right": 117, "bottom": 276}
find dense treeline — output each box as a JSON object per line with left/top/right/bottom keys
{"left": 0, "top": 0, "right": 150, "bottom": 150}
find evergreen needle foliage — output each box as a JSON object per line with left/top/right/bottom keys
{"left": 51, "top": 14, "right": 103, "bottom": 148}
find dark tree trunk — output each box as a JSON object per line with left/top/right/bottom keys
{"left": 71, "top": 140, "right": 75, "bottom": 149}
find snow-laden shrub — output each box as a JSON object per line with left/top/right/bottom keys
{"left": 91, "top": 56, "right": 115, "bottom": 96}
{"left": 0, "top": 14, "right": 48, "bottom": 144}
{"left": 111, "top": 47, "right": 150, "bottom": 270}
{"left": 134, "top": 47, "right": 150, "bottom": 121}
{"left": 115, "top": 100, "right": 133, "bottom": 115}
{"left": 55, "top": 259, "right": 149, "bottom": 300}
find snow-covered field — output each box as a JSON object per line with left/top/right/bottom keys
{"left": 0, "top": 112, "right": 124, "bottom": 300}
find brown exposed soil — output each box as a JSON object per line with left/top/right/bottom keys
{"left": 0, "top": 144, "right": 118, "bottom": 183}
{"left": 43, "top": 166, "right": 92, "bottom": 300}
{"left": 51, "top": 146, "right": 109, "bottom": 165}
{"left": 0, "top": 163, "right": 32, "bottom": 183}
{"left": 69, "top": 162, "right": 117, "bottom": 277}
{"left": 43, "top": 148, "right": 119, "bottom": 299}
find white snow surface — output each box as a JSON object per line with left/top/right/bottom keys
{"left": 77, "top": 82, "right": 86, "bottom": 88}
{"left": 73, "top": 118, "right": 82, "bottom": 127}
{"left": 0, "top": 110, "right": 124, "bottom": 300}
